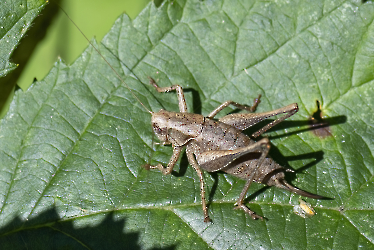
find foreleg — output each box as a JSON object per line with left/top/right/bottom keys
{"left": 149, "top": 77, "right": 187, "bottom": 113}
{"left": 144, "top": 145, "right": 183, "bottom": 175}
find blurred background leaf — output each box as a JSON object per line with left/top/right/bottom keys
{"left": 0, "top": 0, "right": 150, "bottom": 118}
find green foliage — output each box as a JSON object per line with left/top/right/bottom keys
{"left": 1, "top": 0, "right": 374, "bottom": 249}
{"left": 0, "top": 0, "right": 45, "bottom": 76}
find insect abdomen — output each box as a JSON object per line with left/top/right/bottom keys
{"left": 194, "top": 118, "right": 251, "bottom": 151}
{"left": 223, "top": 157, "right": 284, "bottom": 184}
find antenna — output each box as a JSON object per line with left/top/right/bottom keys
{"left": 53, "top": 1, "right": 152, "bottom": 114}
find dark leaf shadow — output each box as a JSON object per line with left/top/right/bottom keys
{"left": 184, "top": 88, "right": 202, "bottom": 115}
{"left": 207, "top": 172, "right": 219, "bottom": 204}
{"left": 0, "top": 206, "right": 177, "bottom": 250}
{"left": 154, "top": 0, "right": 165, "bottom": 7}
{"left": 171, "top": 150, "right": 189, "bottom": 177}
{"left": 244, "top": 115, "right": 347, "bottom": 140}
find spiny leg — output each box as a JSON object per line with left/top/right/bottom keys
{"left": 144, "top": 146, "right": 182, "bottom": 175}
{"left": 233, "top": 138, "right": 270, "bottom": 220}
{"left": 189, "top": 138, "right": 270, "bottom": 221}
{"left": 186, "top": 146, "right": 211, "bottom": 223}
{"left": 251, "top": 103, "right": 298, "bottom": 138}
{"left": 218, "top": 103, "right": 298, "bottom": 134}
{"left": 207, "top": 94, "right": 261, "bottom": 119}
{"left": 148, "top": 77, "right": 187, "bottom": 113}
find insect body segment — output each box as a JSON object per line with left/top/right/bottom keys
{"left": 146, "top": 78, "right": 323, "bottom": 222}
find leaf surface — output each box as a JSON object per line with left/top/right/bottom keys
{"left": 0, "top": 0, "right": 46, "bottom": 76}
{"left": 1, "top": 0, "right": 374, "bottom": 249}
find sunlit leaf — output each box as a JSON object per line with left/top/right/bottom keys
{"left": 1, "top": 0, "right": 374, "bottom": 249}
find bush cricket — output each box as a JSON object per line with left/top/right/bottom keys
{"left": 59, "top": 4, "right": 324, "bottom": 223}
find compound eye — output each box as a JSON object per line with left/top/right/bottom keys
{"left": 152, "top": 124, "right": 160, "bottom": 132}
{"left": 152, "top": 124, "right": 168, "bottom": 141}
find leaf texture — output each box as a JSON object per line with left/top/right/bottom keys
{"left": 1, "top": 0, "right": 374, "bottom": 249}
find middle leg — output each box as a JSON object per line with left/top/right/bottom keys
{"left": 207, "top": 94, "right": 261, "bottom": 118}
{"left": 186, "top": 146, "right": 211, "bottom": 223}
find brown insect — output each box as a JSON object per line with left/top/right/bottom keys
{"left": 144, "top": 77, "right": 323, "bottom": 222}
{"left": 61, "top": 6, "right": 323, "bottom": 223}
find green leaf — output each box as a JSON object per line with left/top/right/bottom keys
{"left": 0, "top": 0, "right": 46, "bottom": 77}
{"left": 1, "top": 0, "right": 374, "bottom": 249}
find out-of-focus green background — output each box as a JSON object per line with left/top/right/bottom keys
{"left": 0, "top": 0, "right": 150, "bottom": 118}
